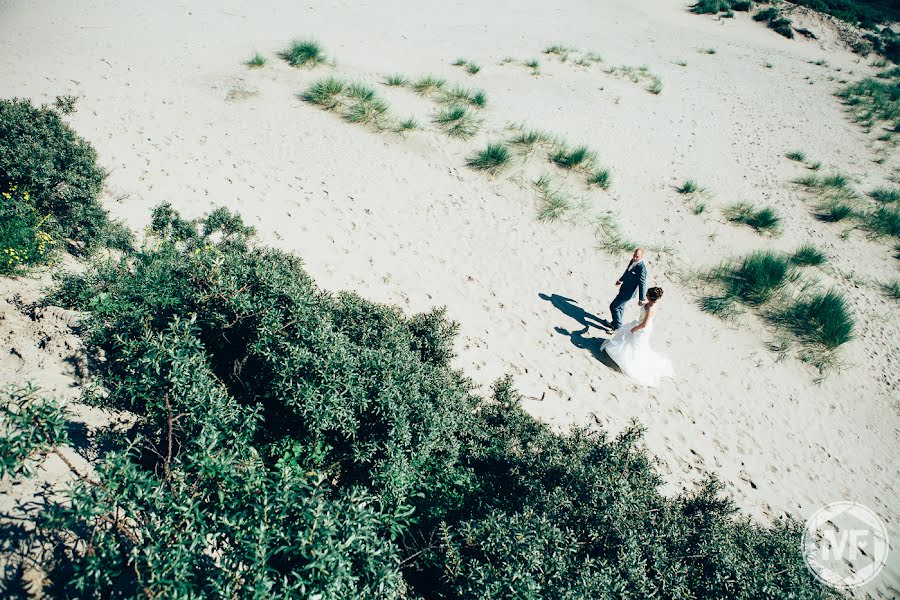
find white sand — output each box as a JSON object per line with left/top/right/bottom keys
{"left": 1, "top": 0, "right": 898, "bottom": 596}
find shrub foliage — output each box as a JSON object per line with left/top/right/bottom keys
{"left": 2, "top": 206, "right": 835, "bottom": 598}
{"left": 0, "top": 98, "right": 126, "bottom": 254}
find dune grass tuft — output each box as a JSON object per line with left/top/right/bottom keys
{"left": 700, "top": 48, "right": 717, "bottom": 55}
{"left": 246, "top": 53, "right": 266, "bottom": 68}
{"left": 884, "top": 279, "right": 900, "bottom": 300}
{"left": 343, "top": 83, "right": 389, "bottom": 126}
{"left": 281, "top": 39, "right": 327, "bottom": 68}
{"left": 588, "top": 168, "right": 612, "bottom": 189}
{"left": 677, "top": 179, "right": 704, "bottom": 195}
{"left": 524, "top": 59, "right": 541, "bottom": 74}
{"left": 384, "top": 73, "right": 409, "bottom": 87}
{"left": 648, "top": 76, "right": 663, "bottom": 95}
{"left": 467, "top": 143, "right": 511, "bottom": 174}
{"left": 534, "top": 175, "right": 576, "bottom": 222}
{"left": 433, "top": 105, "right": 480, "bottom": 139}
{"left": 724, "top": 203, "right": 781, "bottom": 235}
{"left": 396, "top": 116, "right": 419, "bottom": 132}
{"left": 441, "top": 86, "right": 487, "bottom": 108}
{"left": 509, "top": 127, "right": 555, "bottom": 149}
{"left": 786, "top": 150, "right": 806, "bottom": 162}
{"left": 303, "top": 76, "right": 346, "bottom": 108}
{"left": 869, "top": 187, "right": 900, "bottom": 203}
{"left": 775, "top": 289, "right": 853, "bottom": 349}
{"left": 862, "top": 205, "right": 900, "bottom": 239}
{"left": 544, "top": 45, "right": 574, "bottom": 61}
{"left": 790, "top": 244, "right": 827, "bottom": 267}
{"left": 836, "top": 70, "right": 900, "bottom": 134}
{"left": 550, "top": 145, "right": 596, "bottom": 171}
{"left": 412, "top": 75, "right": 447, "bottom": 95}
{"left": 595, "top": 214, "right": 639, "bottom": 254}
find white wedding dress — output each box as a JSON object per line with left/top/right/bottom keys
{"left": 601, "top": 305, "right": 675, "bottom": 387}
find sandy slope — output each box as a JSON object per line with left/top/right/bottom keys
{"left": 1, "top": 0, "right": 898, "bottom": 596}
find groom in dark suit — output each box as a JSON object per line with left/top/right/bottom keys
{"left": 609, "top": 248, "right": 647, "bottom": 331}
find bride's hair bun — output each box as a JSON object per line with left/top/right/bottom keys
{"left": 647, "top": 287, "right": 663, "bottom": 301}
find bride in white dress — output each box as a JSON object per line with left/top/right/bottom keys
{"left": 601, "top": 286, "right": 675, "bottom": 387}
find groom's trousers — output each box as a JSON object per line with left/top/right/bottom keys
{"left": 609, "top": 288, "right": 637, "bottom": 329}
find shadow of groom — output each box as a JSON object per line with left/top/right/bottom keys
{"left": 539, "top": 293, "right": 621, "bottom": 372}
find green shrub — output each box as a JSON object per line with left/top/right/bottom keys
{"left": 0, "top": 98, "right": 116, "bottom": 252}
{"left": 280, "top": 39, "right": 327, "bottom": 67}
{"left": 0, "top": 186, "right": 56, "bottom": 274}
{"left": 776, "top": 289, "right": 854, "bottom": 348}
{"left": 769, "top": 18, "right": 795, "bottom": 38}
{"left": 691, "top": 0, "right": 732, "bottom": 14}
{"left": 2, "top": 206, "right": 834, "bottom": 598}
{"left": 466, "top": 142, "right": 511, "bottom": 173}
{"left": 754, "top": 7, "right": 779, "bottom": 21}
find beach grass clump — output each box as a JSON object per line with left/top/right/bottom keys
{"left": 509, "top": 127, "right": 555, "bottom": 150}
{"left": 467, "top": 142, "right": 511, "bottom": 174}
{"left": 384, "top": 73, "right": 409, "bottom": 87}
{"left": 246, "top": 53, "right": 267, "bottom": 68}
{"left": 884, "top": 279, "right": 900, "bottom": 300}
{"left": 790, "top": 244, "right": 827, "bottom": 267}
{"left": 452, "top": 59, "right": 481, "bottom": 75}
{"left": 588, "top": 168, "right": 612, "bottom": 189}
{"left": 280, "top": 39, "right": 327, "bottom": 68}
{"left": 677, "top": 179, "right": 704, "bottom": 195}
{"left": 550, "top": 144, "right": 596, "bottom": 171}
{"left": 544, "top": 45, "right": 574, "bottom": 61}
{"left": 595, "top": 214, "right": 639, "bottom": 253}
{"left": 700, "top": 48, "right": 717, "bottom": 55}
{"left": 869, "top": 187, "right": 900, "bottom": 203}
{"left": 704, "top": 251, "right": 794, "bottom": 312}
{"left": 786, "top": 150, "right": 806, "bottom": 162}
{"left": 534, "top": 175, "right": 583, "bottom": 222}
{"left": 524, "top": 59, "right": 541, "bottom": 74}
{"left": 344, "top": 83, "right": 389, "bottom": 126}
{"left": 775, "top": 289, "right": 853, "bottom": 349}
{"left": 396, "top": 116, "right": 419, "bottom": 132}
{"left": 724, "top": 203, "right": 781, "bottom": 235}
{"left": 836, "top": 69, "right": 900, "bottom": 133}
{"left": 862, "top": 205, "right": 900, "bottom": 239}
{"left": 303, "top": 76, "right": 346, "bottom": 109}
{"left": 433, "top": 105, "right": 480, "bottom": 138}
{"left": 442, "top": 86, "right": 487, "bottom": 108}
{"left": 412, "top": 75, "right": 447, "bottom": 95}
{"left": 691, "top": 0, "right": 733, "bottom": 14}
{"left": 648, "top": 76, "right": 663, "bottom": 95}
{"left": 816, "top": 199, "right": 857, "bottom": 222}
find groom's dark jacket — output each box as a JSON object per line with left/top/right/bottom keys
{"left": 616, "top": 260, "right": 648, "bottom": 302}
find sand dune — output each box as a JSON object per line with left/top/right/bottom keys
{"left": 1, "top": 0, "right": 898, "bottom": 596}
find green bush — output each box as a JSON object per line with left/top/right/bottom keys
{"left": 0, "top": 98, "right": 121, "bottom": 252}
{"left": 6, "top": 206, "right": 834, "bottom": 598}
{"left": 0, "top": 186, "right": 56, "bottom": 274}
